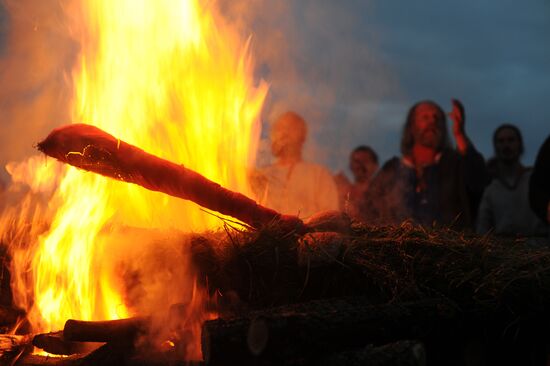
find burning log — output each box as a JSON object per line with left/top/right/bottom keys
{"left": 63, "top": 317, "right": 149, "bottom": 344}
{"left": 31, "top": 331, "right": 99, "bottom": 356}
{"left": 201, "top": 297, "right": 455, "bottom": 365}
{"left": 0, "top": 334, "right": 31, "bottom": 362}
{"left": 37, "top": 124, "right": 305, "bottom": 232}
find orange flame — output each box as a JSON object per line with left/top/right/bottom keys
{"left": 5, "top": 0, "right": 266, "bottom": 356}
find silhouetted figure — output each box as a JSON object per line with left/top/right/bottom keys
{"left": 335, "top": 145, "right": 379, "bottom": 221}
{"left": 252, "top": 111, "right": 339, "bottom": 219}
{"left": 477, "top": 124, "right": 547, "bottom": 238}
{"left": 529, "top": 135, "right": 550, "bottom": 225}
{"left": 363, "top": 99, "right": 488, "bottom": 229}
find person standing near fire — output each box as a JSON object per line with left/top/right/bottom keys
{"left": 476, "top": 124, "right": 548, "bottom": 239}
{"left": 251, "top": 111, "right": 339, "bottom": 219}
{"left": 362, "top": 99, "right": 488, "bottom": 229}
{"left": 334, "top": 145, "right": 379, "bottom": 221}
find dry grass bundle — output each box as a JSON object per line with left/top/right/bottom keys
{"left": 189, "top": 220, "right": 550, "bottom": 321}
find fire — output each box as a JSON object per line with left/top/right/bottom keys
{"left": 5, "top": 0, "right": 266, "bottom": 356}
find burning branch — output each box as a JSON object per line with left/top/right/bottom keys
{"left": 37, "top": 124, "right": 306, "bottom": 232}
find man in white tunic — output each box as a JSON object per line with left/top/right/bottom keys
{"left": 253, "top": 111, "right": 339, "bottom": 219}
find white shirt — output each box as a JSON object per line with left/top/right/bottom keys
{"left": 257, "top": 161, "right": 339, "bottom": 219}
{"left": 477, "top": 170, "right": 548, "bottom": 237}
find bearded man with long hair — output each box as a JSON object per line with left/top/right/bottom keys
{"left": 363, "top": 99, "right": 488, "bottom": 230}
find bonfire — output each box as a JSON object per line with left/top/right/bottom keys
{"left": 1, "top": 1, "right": 550, "bottom": 366}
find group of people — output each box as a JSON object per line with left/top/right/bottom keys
{"left": 252, "top": 100, "right": 550, "bottom": 243}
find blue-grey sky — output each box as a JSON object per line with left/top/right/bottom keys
{"left": 234, "top": 0, "right": 550, "bottom": 175}
{"left": 0, "top": 0, "right": 549, "bottom": 181}
{"left": 366, "top": 0, "right": 550, "bottom": 167}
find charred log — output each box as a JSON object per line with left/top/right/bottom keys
{"left": 32, "top": 331, "right": 94, "bottom": 356}
{"left": 37, "top": 124, "right": 305, "bottom": 232}
{"left": 63, "top": 317, "right": 149, "bottom": 344}
{"left": 201, "top": 297, "right": 455, "bottom": 365}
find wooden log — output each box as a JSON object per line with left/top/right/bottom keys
{"left": 76, "top": 341, "right": 132, "bottom": 366}
{"left": 201, "top": 297, "right": 456, "bottom": 365}
{"left": 37, "top": 124, "right": 305, "bottom": 232}
{"left": 32, "top": 331, "right": 96, "bottom": 355}
{"left": 63, "top": 317, "right": 149, "bottom": 343}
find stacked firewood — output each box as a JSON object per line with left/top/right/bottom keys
{"left": 17, "top": 299, "right": 430, "bottom": 366}
{"left": 4, "top": 217, "right": 549, "bottom": 365}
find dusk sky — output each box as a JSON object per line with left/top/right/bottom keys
{"left": 0, "top": 0, "right": 549, "bottom": 181}
{"left": 245, "top": 0, "right": 550, "bottom": 174}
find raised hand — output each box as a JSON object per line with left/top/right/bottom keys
{"left": 448, "top": 98, "right": 468, "bottom": 154}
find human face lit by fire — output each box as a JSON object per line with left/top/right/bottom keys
{"left": 349, "top": 151, "right": 378, "bottom": 183}
{"left": 494, "top": 127, "right": 522, "bottom": 164}
{"left": 412, "top": 103, "right": 444, "bottom": 150}
{"left": 270, "top": 116, "right": 306, "bottom": 159}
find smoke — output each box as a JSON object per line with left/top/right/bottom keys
{"left": 105, "top": 228, "right": 196, "bottom": 316}
{"left": 100, "top": 227, "right": 214, "bottom": 359}
{"left": 0, "top": 0, "right": 78, "bottom": 184}
{"left": 219, "top": 0, "right": 400, "bottom": 172}
{"left": 0, "top": 0, "right": 400, "bottom": 178}
{"left": 0, "top": 1, "right": 77, "bottom": 316}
